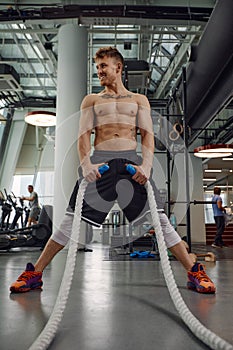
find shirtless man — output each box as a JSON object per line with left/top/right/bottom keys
{"left": 10, "top": 47, "right": 215, "bottom": 294}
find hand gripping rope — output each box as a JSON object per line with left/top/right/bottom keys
{"left": 28, "top": 165, "right": 233, "bottom": 350}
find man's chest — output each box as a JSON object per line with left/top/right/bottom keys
{"left": 93, "top": 98, "right": 138, "bottom": 118}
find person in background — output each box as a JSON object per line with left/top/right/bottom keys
{"left": 211, "top": 186, "right": 227, "bottom": 248}
{"left": 21, "top": 185, "right": 40, "bottom": 226}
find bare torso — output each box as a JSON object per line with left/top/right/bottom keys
{"left": 92, "top": 93, "right": 139, "bottom": 151}
{"left": 78, "top": 54, "right": 152, "bottom": 183}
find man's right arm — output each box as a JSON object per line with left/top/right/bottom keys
{"left": 78, "top": 94, "right": 104, "bottom": 182}
{"left": 22, "top": 195, "right": 34, "bottom": 201}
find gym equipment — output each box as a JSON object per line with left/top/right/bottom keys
{"left": 28, "top": 179, "right": 233, "bottom": 350}
{"left": 126, "top": 164, "right": 136, "bottom": 175}
{"left": 21, "top": 197, "right": 30, "bottom": 227}
{"left": 169, "top": 122, "right": 184, "bottom": 141}
{"left": 111, "top": 210, "right": 121, "bottom": 235}
{"left": 0, "top": 234, "right": 11, "bottom": 250}
{"left": 0, "top": 205, "right": 53, "bottom": 250}
{"left": 0, "top": 190, "right": 12, "bottom": 230}
{"left": 11, "top": 192, "right": 31, "bottom": 227}
{"left": 0, "top": 189, "right": 30, "bottom": 231}
{"left": 189, "top": 252, "right": 216, "bottom": 263}
{"left": 31, "top": 205, "right": 53, "bottom": 249}
{"left": 125, "top": 165, "right": 217, "bottom": 260}
{"left": 28, "top": 179, "right": 87, "bottom": 350}
{"left": 224, "top": 212, "right": 233, "bottom": 226}
{"left": 146, "top": 181, "right": 232, "bottom": 350}
{"left": 7, "top": 192, "right": 24, "bottom": 230}
{"left": 98, "top": 164, "right": 109, "bottom": 174}
{"left": 130, "top": 250, "right": 155, "bottom": 258}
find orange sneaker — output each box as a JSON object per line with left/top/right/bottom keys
{"left": 10, "top": 263, "right": 43, "bottom": 293}
{"left": 187, "top": 263, "right": 216, "bottom": 294}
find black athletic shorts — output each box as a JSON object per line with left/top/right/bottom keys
{"left": 67, "top": 150, "right": 164, "bottom": 227}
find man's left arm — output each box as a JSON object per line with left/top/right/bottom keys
{"left": 217, "top": 198, "right": 226, "bottom": 213}
{"left": 136, "top": 94, "right": 154, "bottom": 182}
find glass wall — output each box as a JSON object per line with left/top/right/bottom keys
{"left": 11, "top": 171, "right": 54, "bottom": 207}
{"left": 34, "top": 171, "right": 54, "bottom": 206}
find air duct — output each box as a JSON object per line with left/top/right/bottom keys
{"left": 124, "top": 60, "right": 150, "bottom": 90}
{"left": 185, "top": 0, "right": 233, "bottom": 134}
{"left": 0, "top": 64, "right": 21, "bottom": 91}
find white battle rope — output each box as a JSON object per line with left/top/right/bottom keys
{"left": 28, "top": 179, "right": 233, "bottom": 350}
{"left": 28, "top": 179, "right": 88, "bottom": 350}
{"left": 146, "top": 180, "right": 233, "bottom": 350}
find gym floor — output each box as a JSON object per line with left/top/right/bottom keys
{"left": 1, "top": 243, "right": 233, "bottom": 350}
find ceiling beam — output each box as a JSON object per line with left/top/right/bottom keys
{"left": 153, "top": 26, "right": 200, "bottom": 98}
{"left": 0, "top": 4, "right": 213, "bottom": 24}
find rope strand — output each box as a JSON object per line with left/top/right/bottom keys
{"left": 28, "top": 179, "right": 233, "bottom": 350}
{"left": 146, "top": 181, "right": 233, "bottom": 350}
{"left": 28, "top": 179, "right": 88, "bottom": 350}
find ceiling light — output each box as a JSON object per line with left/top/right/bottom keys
{"left": 204, "top": 169, "right": 222, "bottom": 173}
{"left": 203, "top": 178, "right": 216, "bottom": 181}
{"left": 25, "top": 111, "right": 56, "bottom": 127}
{"left": 194, "top": 144, "right": 233, "bottom": 158}
{"left": 222, "top": 157, "right": 233, "bottom": 160}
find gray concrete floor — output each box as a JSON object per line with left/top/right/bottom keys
{"left": 1, "top": 243, "right": 233, "bottom": 350}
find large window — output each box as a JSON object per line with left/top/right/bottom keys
{"left": 11, "top": 175, "right": 34, "bottom": 198}
{"left": 34, "top": 171, "right": 54, "bottom": 206}
{"left": 11, "top": 171, "right": 54, "bottom": 207}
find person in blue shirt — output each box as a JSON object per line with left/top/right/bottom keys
{"left": 211, "top": 187, "right": 227, "bottom": 248}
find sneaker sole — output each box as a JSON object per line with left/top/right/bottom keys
{"left": 211, "top": 244, "right": 222, "bottom": 248}
{"left": 187, "top": 281, "right": 215, "bottom": 294}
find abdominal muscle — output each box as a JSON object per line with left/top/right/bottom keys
{"left": 94, "top": 123, "right": 137, "bottom": 151}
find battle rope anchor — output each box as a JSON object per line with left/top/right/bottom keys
{"left": 28, "top": 165, "right": 233, "bottom": 350}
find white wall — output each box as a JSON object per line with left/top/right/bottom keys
{"left": 15, "top": 124, "right": 54, "bottom": 175}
